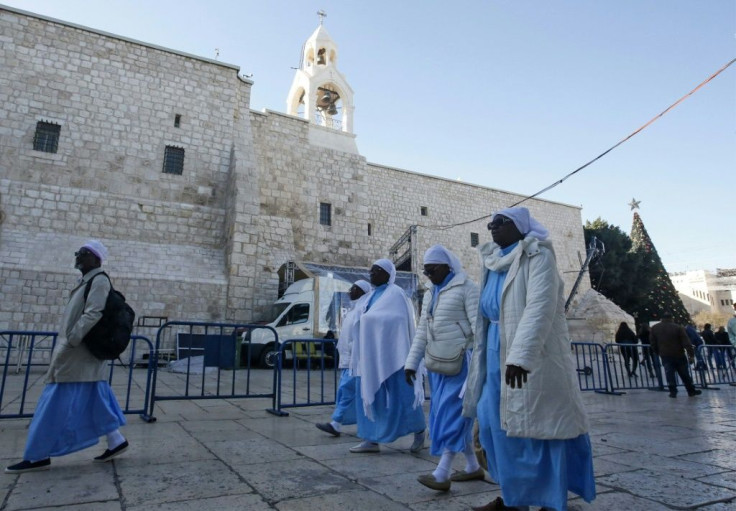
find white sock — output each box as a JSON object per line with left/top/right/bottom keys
{"left": 432, "top": 450, "right": 455, "bottom": 482}
{"left": 106, "top": 429, "right": 125, "bottom": 449}
{"left": 463, "top": 429, "right": 481, "bottom": 472}
{"left": 330, "top": 421, "right": 342, "bottom": 432}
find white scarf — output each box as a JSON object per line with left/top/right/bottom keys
{"left": 350, "top": 283, "right": 420, "bottom": 420}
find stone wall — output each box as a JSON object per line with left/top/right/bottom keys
{"left": 0, "top": 6, "right": 589, "bottom": 334}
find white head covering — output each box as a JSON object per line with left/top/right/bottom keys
{"left": 493, "top": 207, "right": 549, "bottom": 241}
{"left": 354, "top": 279, "right": 372, "bottom": 295}
{"left": 81, "top": 239, "right": 108, "bottom": 263}
{"left": 423, "top": 244, "right": 463, "bottom": 273}
{"left": 373, "top": 258, "right": 396, "bottom": 285}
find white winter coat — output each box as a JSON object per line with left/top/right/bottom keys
{"left": 462, "top": 237, "right": 589, "bottom": 439}
{"left": 405, "top": 272, "right": 478, "bottom": 371}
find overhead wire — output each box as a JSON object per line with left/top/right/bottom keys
{"left": 418, "top": 57, "right": 736, "bottom": 232}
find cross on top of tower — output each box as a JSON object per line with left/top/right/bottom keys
{"left": 317, "top": 10, "right": 327, "bottom": 25}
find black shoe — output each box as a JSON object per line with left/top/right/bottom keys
{"left": 94, "top": 440, "right": 129, "bottom": 463}
{"left": 668, "top": 392, "right": 677, "bottom": 398}
{"left": 5, "top": 459, "right": 50, "bottom": 473}
{"left": 315, "top": 422, "right": 340, "bottom": 437}
{"left": 688, "top": 390, "right": 702, "bottom": 397}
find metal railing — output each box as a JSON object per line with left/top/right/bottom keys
{"left": 0, "top": 331, "right": 155, "bottom": 420}
{"left": 147, "top": 322, "right": 279, "bottom": 421}
{"left": 267, "top": 338, "right": 339, "bottom": 417}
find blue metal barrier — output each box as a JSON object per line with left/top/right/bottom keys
{"left": 571, "top": 342, "right": 615, "bottom": 394}
{"left": 267, "top": 338, "right": 339, "bottom": 417}
{"left": 0, "top": 331, "right": 155, "bottom": 420}
{"left": 147, "top": 321, "right": 279, "bottom": 421}
{"left": 604, "top": 343, "right": 666, "bottom": 393}
{"left": 693, "top": 345, "right": 736, "bottom": 389}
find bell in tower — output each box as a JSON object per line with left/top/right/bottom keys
{"left": 286, "top": 11, "right": 355, "bottom": 135}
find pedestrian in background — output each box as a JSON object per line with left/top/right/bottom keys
{"left": 463, "top": 207, "right": 595, "bottom": 511}
{"left": 405, "top": 245, "right": 482, "bottom": 492}
{"left": 6, "top": 240, "right": 128, "bottom": 474}
{"left": 349, "top": 259, "right": 426, "bottom": 454}
{"left": 615, "top": 322, "right": 639, "bottom": 378}
{"left": 315, "top": 279, "right": 371, "bottom": 437}
{"left": 650, "top": 314, "right": 701, "bottom": 398}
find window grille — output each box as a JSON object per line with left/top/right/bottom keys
{"left": 420, "top": 206, "right": 428, "bottom": 216}
{"left": 163, "top": 146, "right": 185, "bottom": 175}
{"left": 33, "top": 121, "right": 61, "bottom": 153}
{"left": 470, "top": 232, "right": 479, "bottom": 247}
{"left": 319, "top": 203, "right": 332, "bottom": 226}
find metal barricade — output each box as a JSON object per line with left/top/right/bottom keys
{"left": 147, "top": 322, "right": 279, "bottom": 421}
{"left": 0, "top": 332, "right": 155, "bottom": 420}
{"left": 267, "top": 338, "right": 339, "bottom": 417}
{"left": 694, "top": 345, "right": 736, "bottom": 389}
{"left": 604, "top": 343, "right": 666, "bottom": 393}
{"left": 571, "top": 342, "right": 614, "bottom": 393}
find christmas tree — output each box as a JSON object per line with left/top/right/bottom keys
{"left": 629, "top": 206, "right": 691, "bottom": 325}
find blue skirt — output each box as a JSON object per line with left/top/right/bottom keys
{"left": 332, "top": 369, "right": 357, "bottom": 425}
{"left": 477, "top": 325, "right": 595, "bottom": 511}
{"left": 24, "top": 382, "right": 126, "bottom": 461}
{"left": 428, "top": 355, "right": 473, "bottom": 456}
{"left": 355, "top": 370, "right": 426, "bottom": 443}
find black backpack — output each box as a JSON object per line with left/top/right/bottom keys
{"left": 82, "top": 271, "right": 136, "bottom": 360}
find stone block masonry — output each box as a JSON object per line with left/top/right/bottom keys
{"left": 0, "top": 5, "right": 588, "bottom": 333}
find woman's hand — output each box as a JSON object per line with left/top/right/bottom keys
{"left": 505, "top": 364, "right": 529, "bottom": 389}
{"left": 405, "top": 368, "right": 416, "bottom": 386}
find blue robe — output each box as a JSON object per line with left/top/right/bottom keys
{"left": 24, "top": 381, "right": 126, "bottom": 461}
{"left": 332, "top": 369, "right": 357, "bottom": 425}
{"left": 477, "top": 248, "right": 595, "bottom": 511}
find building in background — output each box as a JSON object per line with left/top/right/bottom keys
{"left": 671, "top": 269, "right": 736, "bottom": 317}
{"left": 0, "top": 5, "right": 589, "bottom": 332}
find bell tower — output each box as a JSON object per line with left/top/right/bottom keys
{"left": 287, "top": 11, "right": 355, "bottom": 135}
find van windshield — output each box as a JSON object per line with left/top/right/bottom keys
{"left": 260, "top": 303, "right": 290, "bottom": 323}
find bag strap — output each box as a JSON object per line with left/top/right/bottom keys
{"left": 83, "top": 271, "right": 111, "bottom": 302}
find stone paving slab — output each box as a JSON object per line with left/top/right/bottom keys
{"left": 596, "top": 468, "right": 736, "bottom": 508}
{"left": 116, "top": 458, "right": 254, "bottom": 507}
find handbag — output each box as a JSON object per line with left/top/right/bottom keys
{"left": 424, "top": 340, "right": 465, "bottom": 376}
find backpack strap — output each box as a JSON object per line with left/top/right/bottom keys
{"left": 83, "top": 271, "right": 111, "bottom": 302}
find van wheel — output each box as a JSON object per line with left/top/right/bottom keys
{"left": 259, "top": 345, "right": 278, "bottom": 368}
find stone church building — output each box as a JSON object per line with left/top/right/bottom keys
{"left": 0, "top": 5, "right": 590, "bottom": 332}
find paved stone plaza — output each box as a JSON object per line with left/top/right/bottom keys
{"left": 1, "top": 374, "right": 735, "bottom": 510}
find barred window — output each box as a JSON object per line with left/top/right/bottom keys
{"left": 420, "top": 206, "right": 428, "bottom": 216}
{"left": 163, "top": 146, "right": 185, "bottom": 175}
{"left": 470, "top": 232, "right": 479, "bottom": 247}
{"left": 319, "top": 203, "right": 332, "bottom": 226}
{"left": 33, "top": 121, "right": 61, "bottom": 153}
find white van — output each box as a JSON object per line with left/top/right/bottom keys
{"left": 245, "top": 276, "right": 352, "bottom": 367}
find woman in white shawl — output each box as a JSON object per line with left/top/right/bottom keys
{"left": 349, "top": 259, "right": 426, "bottom": 453}
{"left": 405, "top": 245, "right": 482, "bottom": 492}
{"left": 315, "top": 279, "right": 371, "bottom": 437}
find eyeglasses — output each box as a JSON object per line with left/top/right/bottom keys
{"left": 74, "top": 249, "right": 92, "bottom": 257}
{"left": 423, "top": 265, "right": 444, "bottom": 277}
{"left": 487, "top": 216, "right": 514, "bottom": 230}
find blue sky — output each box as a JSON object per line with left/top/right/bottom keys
{"left": 5, "top": 1, "right": 735, "bottom": 273}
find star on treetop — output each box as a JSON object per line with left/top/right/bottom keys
{"left": 628, "top": 198, "right": 641, "bottom": 211}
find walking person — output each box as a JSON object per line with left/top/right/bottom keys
{"left": 463, "top": 207, "right": 595, "bottom": 511}
{"left": 404, "top": 245, "right": 483, "bottom": 492}
{"left": 714, "top": 326, "right": 734, "bottom": 368}
{"left": 701, "top": 323, "right": 723, "bottom": 368}
{"left": 5, "top": 240, "right": 129, "bottom": 473}
{"left": 315, "top": 280, "right": 371, "bottom": 437}
{"left": 614, "top": 322, "right": 639, "bottom": 378}
{"left": 650, "top": 314, "right": 701, "bottom": 398}
{"left": 349, "top": 259, "right": 426, "bottom": 453}
{"left": 685, "top": 324, "right": 707, "bottom": 371}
